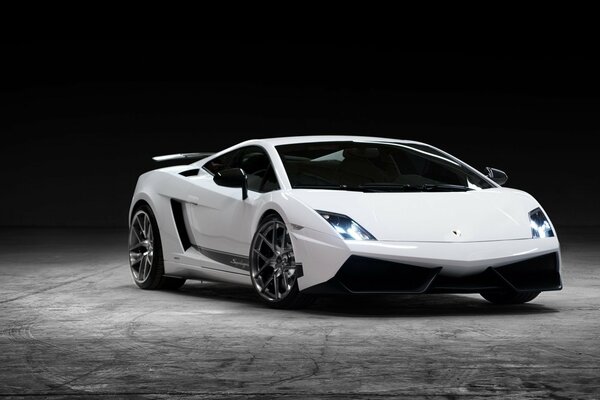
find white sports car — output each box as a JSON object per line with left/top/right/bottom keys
{"left": 129, "top": 136, "right": 562, "bottom": 308}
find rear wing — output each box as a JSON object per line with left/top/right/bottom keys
{"left": 152, "top": 152, "right": 215, "bottom": 162}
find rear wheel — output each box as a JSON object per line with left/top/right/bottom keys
{"left": 250, "top": 214, "right": 313, "bottom": 309}
{"left": 481, "top": 291, "right": 540, "bottom": 304}
{"left": 129, "top": 205, "right": 185, "bottom": 290}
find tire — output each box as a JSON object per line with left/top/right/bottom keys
{"left": 249, "top": 214, "right": 314, "bottom": 309}
{"left": 129, "top": 205, "right": 169, "bottom": 290}
{"left": 480, "top": 291, "right": 540, "bottom": 305}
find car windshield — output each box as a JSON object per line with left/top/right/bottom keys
{"left": 276, "top": 141, "right": 493, "bottom": 192}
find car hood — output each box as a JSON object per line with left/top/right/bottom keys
{"left": 288, "top": 188, "right": 540, "bottom": 242}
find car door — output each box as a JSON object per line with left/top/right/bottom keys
{"left": 185, "top": 145, "right": 280, "bottom": 271}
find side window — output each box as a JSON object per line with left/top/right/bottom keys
{"left": 233, "top": 146, "right": 280, "bottom": 193}
{"left": 203, "top": 149, "right": 240, "bottom": 175}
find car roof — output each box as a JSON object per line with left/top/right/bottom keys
{"left": 237, "top": 135, "right": 427, "bottom": 147}
{"left": 191, "top": 135, "right": 435, "bottom": 170}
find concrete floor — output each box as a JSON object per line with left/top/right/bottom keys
{"left": 0, "top": 228, "right": 598, "bottom": 399}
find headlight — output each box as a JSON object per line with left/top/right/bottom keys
{"left": 317, "top": 211, "right": 376, "bottom": 240}
{"left": 529, "top": 208, "right": 554, "bottom": 238}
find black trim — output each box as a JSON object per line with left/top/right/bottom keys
{"left": 295, "top": 263, "right": 304, "bottom": 278}
{"left": 429, "top": 268, "right": 506, "bottom": 293}
{"left": 337, "top": 256, "right": 441, "bottom": 293}
{"left": 305, "top": 255, "right": 441, "bottom": 294}
{"left": 492, "top": 252, "right": 562, "bottom": 291}
{"left": 191, "top": 246, "right": 302, "bottom": 275}
{"left": 302, "top": 279, "right": 353, "bottom": 295}
{"left": 193, "top": 245, "right": 250, "bottom": 272}
{"left": 170, "top": 199, "right": 192, "bottom": 250}
{"left": 303, "top": 252, "right": 562, "bottom": 295}
{"left": 179, "top": 168, "right": 200, "bottom": 177}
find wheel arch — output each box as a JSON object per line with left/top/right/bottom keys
{"left": 129, "top": 192, "right": 158, "bottom": 227}
{"left": 258, "top": 209, "right": 282, "bottom": 224}
{"left": 131, "top": 199, "right": 150, "bottom": 215}
{"left": 251, "top": 193, "right": 332, "bottom": 238}
{"left": 252, "top": 202, "right": 299, "bottom": 240}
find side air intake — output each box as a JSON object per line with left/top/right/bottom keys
{"left": 179, "top": 169, "right": 200, "bottom": 177}
{"left": 170, "top": 199, "right": 192, "bottom": 250}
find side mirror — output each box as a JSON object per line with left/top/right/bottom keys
{"left": 486, "top": 167, "right": 508, "bottom": 186}
{"left": 213, "top": 168, "right": 248, "bottom": 199}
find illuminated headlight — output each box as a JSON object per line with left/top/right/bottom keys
{"left": 317, "top": 211, "right": 376, "bottom": 240}
{"left": 529, "top": 208, "right": 554, "bottom": 238}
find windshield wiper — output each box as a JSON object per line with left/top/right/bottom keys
{"left": 294, "top": 185, "right": 380, "bottom": 192}
{"left": 421, "top": 183, "right": 473, "bottom": 191}
{"left": 358, "top": 183, "right": 474, "bottom": 192}
{"left": 293, "top": 183, "right": 473, "bottom": 192}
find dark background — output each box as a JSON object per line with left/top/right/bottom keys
{"left": 1, "top": 40, "right": 598, "bottom": 227}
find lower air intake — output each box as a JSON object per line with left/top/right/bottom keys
{"left": 336, "top": 256, "right": 440, "bottom": 293}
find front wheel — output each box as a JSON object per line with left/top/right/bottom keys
{"left": 249, "top": 215, "right": 313, "bottom": 309}
{"left": 129, "top": 205, "right": 175, "bottom": 290}
{"left": 480, "top": 291, "right": 540, "bottom": 305}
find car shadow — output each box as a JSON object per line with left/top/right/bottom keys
{"left": 175, "top": 281, "right": 259, "bottom": 304}
{"left": 163, "top": 282, "right": 560, "bottom": 318}
{"left": 303, "top": 293, "right": 559, "bottom": 317}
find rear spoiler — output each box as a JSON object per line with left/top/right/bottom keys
{"left": 152, "top": 152, "right": 215, "bottom": 162}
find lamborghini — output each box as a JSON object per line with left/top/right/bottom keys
{"left": 128, "top": 136, "right": 562, "bottom": 308}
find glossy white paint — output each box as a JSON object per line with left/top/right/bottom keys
{"left": 129, "top": 135, "right": 561, "bottom": 292}
{"left": 286, "top": 188, "right": 540, "bottom": 242}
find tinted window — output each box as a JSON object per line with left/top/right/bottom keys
{"left": 203, "top": 149, "right": 239, "bottom": 175}
{"left": 204, "top": 146, "right": 280, "bottom": 193}
{"left": 276, "top": 141, "right": 492, "bottom": 191}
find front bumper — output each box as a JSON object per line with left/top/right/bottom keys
{"left": 303, "top": 252, "right": 561, "bottom": 294}
{"left": 291, "top": 227, "right": 561, "bottom": 293}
